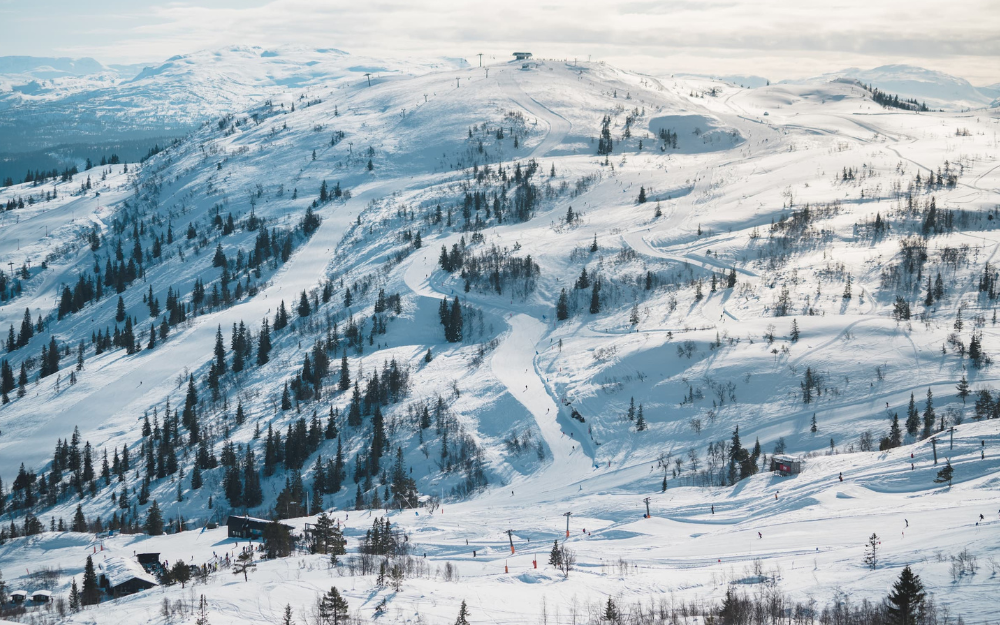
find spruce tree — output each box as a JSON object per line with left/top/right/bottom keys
{"left": 589, "top": 280, "right": 601, "bottom": 314}
{"left": 886, "top": 565, "right": 926, "bottom": 625}
{"left": 455, "top": 600, "right": 471, "bottom": 625}
{"left": 934, "top": 460, "right": 954, "bottom": 486}
{"left": 922, "top": 388, "right": 934, "bottom": 438}
{"left": 905, "top": 392, "right": 919, "bottom": 436}
{"left": 145, "top": 499, "right": 164, "bottom": 535}
{"left": 556, "top": 289, "right": 569, "bottom": 321}
{"left": 81, "top": 556, "right": 101, "bottom": 605}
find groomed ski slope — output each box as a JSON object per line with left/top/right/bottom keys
{"left": 1, "top": 55, "right": 999, "bottom": 624}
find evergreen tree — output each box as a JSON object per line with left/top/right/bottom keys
{"left": 72, "top": 504, "right": 87, "bottom": 532}
{"left": 635, "top": 405, "right": 647, "bottom": 431}
{"left": 934, "top": 460, "right": 954, "bottom": 486}
{"left": 298, "top": 290, "right": 311, "bottom": 317}
{"left": 145, "top": 499, "right": 164, "bottom": 535}
{"left": 905, "top": 392, "right": 920, "bottom": 436}
{"left": 81, "top": 556, "right": 101, "bottom": 605}
{"left": 338, "top": 353, "right": 350, "bottom": 391}
{"left": 69, "top": 577, "right": 81, "bottom": 612}
{"left": 956, "top": 375, "right": 970, "bottom": 403}
{"left": 455, "top": 600, "right": 471, "bottom": 625}
{"left": 548, "top": 540, "right": 563, "bottom": 567}
{"left": 888, "top": 413, "right": 902, "bottom": 448}
{"left": 257, "top": 319, "right": 272, "bottom": 365}
{"left": 556, "top": 288, "right": 569, "bottom": 321}
{"left": 214, "top": 325, "right": 226, "bottom": 374}
{"left": 319, "top": 586, "right": 350, "bottom": 625}
{"left": 922, "top": 388, "right": 935, "bottom": 437}
{"left": 886, "top": 566, "right": 926, "bottom": 625}
{"left": 589, "top": 280, "right": 601, "bottom": 314}
{"left": 863, "top": 532, "right": 879, "bottom": 570}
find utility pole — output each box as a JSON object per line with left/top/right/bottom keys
{"left": 477, "top": 53, "right": 483, "bottom": 67}
{"left": 364, "top": 73, "right": 372, "bottom": 87}
{"left": 506, "top": 529, "right": 515, "bottom": 554}
{"left": 643, "top": 497, "right": 651, "bottom": 519}
{"left": 562, "top": 511, "right": 571, "bottom": 538}
{"left": 931, "top": 438, "right": 938, "bottom": 465}
{"left": 949, "top": 427, "right": 954, "bottom": 450}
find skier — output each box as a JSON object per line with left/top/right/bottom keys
{"left": 905, "top": 519, "right": 908, "bottom": 527}
{"left": 758, "top": 532, "right": 762, "bottom": 539}
{"left": 838, "top": 472, "right": 843, "bottom": 482}
{"left": 711, "top": 505, "right": 715, "bottom": 515}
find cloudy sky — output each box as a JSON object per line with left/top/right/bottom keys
{"left": 2, "top": 0, "right": 998, "bottom": 84}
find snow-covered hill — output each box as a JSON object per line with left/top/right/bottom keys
{"left": 803, "top": 65, "right": 997, "bottom": 111}
{"left": 1, "top": 55, "right": 999, "bottom": 624}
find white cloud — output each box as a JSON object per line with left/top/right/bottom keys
{"left": 3, "top": 0, "right": 998, "bottom": 84}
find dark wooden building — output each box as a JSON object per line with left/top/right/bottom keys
{"left": 227, "top": 515, "right": 291, "bottom": 539}
{"left": 97, "top": 557, "right": 158, "bottom": 597}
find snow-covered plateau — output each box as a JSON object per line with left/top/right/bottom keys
{"left": 0, "top": 52, "right": 998, "bottom": 625}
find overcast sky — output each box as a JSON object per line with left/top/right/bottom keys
{"left": 1, "top": 0, "right": 998, "bottom": 84}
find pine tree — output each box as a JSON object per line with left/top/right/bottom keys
{"left": 319, "top": 586, "right": 350, "bottom": 625}
{"left": 888, "top": 413, "right": 902, "bottom": 448}
{"left": 637, "top": 186, "right": 647, "bottom": 203}
{"left": 548, "top": 540, "right": 563, "bottom": 567}
{"left": 790, "top": 319, "right": 800, "bottom": 342}
{"left": 281, "top": 382, "right": 292, "bottom": 410}
{"left": 922, "top": 388, "right": 935, "bottom": 438}
{"left": 603, "top": 597, "right": 618, "bottom": 623}
{"left": 589, "top": 280, "right": 601, "bottom": 314}
{"left": 145, "top": 499, "right": 164, "bottom": 535}
{"left": 905, "top": 392, "right": 919, "bottom": 436}
{"left": 81, "top": 555, "right": 101, "bottom": 605}
{"left": 338, "top": 353, "right": 350, "bottom": 391}
{"left": 455, "top": 600, "right": 471, "bottom": 625}
{"left": 72, "top": 504, "right": 87, "bottom": 532}
{"left": 556, "top": 289, "right": 569, "bottom": 321}
{"left": 298, "top": 290, "right": 311, "bottom": 317}
{"left": 863, "top": 532, "right": 879, "bottom": 570}
{"left": 257, "top": 319, "right": 271, "bottom": 365}
{"left": 69, "top": 577, "right": 81, "bottom": 612}
{"left": 934, "top": 460, "right": 954, "bottom": 486}
{"left": 956, "top": 375, "right": 970, "bottom": 403}
{"left": 635, "top": 405, "right": 646, "bottom": 431}
{"left": 886, "top": 567, "right": 926, "bottom": 625}
{"left": 810, "top": 413, "right": 818, "bottom": 433}
{"left": 214, "top": 325, "right": 226, "bottom": 374}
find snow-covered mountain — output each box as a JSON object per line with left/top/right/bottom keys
{"left": 0, "top": 46, "right": 469, "bottom": 182}
{"left": 0, "top": 53, "right": 999, "bottom": 624}
{"left": 804, "top": 64, "right": 996, "bottom": 110}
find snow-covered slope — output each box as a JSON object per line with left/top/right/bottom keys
{"left": 804, "top": 64, "right": 996, "bottom": 111}
{"left": 1, "top": 55, "right": 999, "bottom": 623}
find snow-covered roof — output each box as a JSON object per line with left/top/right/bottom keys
{"left": 9, "top": 590, "right": 27, "bottom": 598}
{"left": 31, "top": 590, "right": 52, "bottom": 599}
{"left": 98, "top": 556, "right": 158, "bottom": 588}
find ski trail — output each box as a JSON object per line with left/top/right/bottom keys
{"left": 498, "top": 66, "right": 572, "bottom": 158}
{"left": 622, "top": 230, "right": 759, "bottom": 277}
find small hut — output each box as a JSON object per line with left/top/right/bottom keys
{"left": 771, "top": 454, "right": 802, "bottom": 476}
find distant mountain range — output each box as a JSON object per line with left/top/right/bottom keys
{"left": 691, "top": 64, "right": 999, "bottom": 111}
{"left": 0, "top": 46, "right": 468, "bottom": 180}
